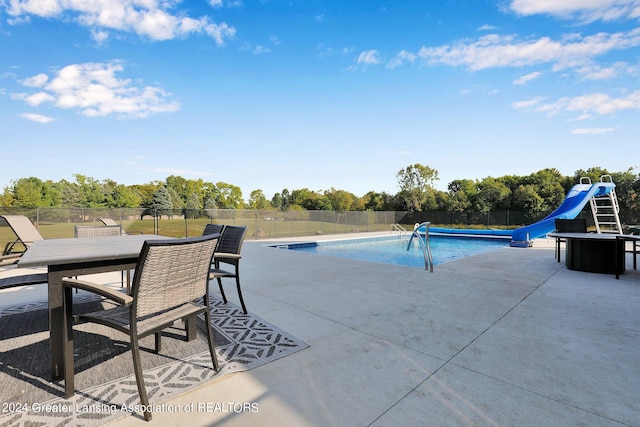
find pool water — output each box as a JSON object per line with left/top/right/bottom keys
{"left": 284, "top": 236, "right": 508, "bottom": 268}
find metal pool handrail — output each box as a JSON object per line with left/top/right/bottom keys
{"left": 391, "top": 223, "right": 407, "bottom": 237}
{"left": 407, "top": 222, "right": 434, "bottom": 272}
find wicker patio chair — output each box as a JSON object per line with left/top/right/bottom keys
{"left": 74, "top": 225, "right": 122, "bottom": 238}
{"left": 554, "top": 218, "right": 587, "bottom": 262}
{"left": 202, "top": 223, "right": 225, "bottom": 237}
{"left": 1, "top": 215, "right": 44, "bottom": 257}
{"left": 74, "top": 225, "right": 126, "bottom": 287}
{"left": 208, "top": 225, "right": 248, "bottom": 314}
{"left": 98, "top": 217, "right": 143, "bottom": 235}
{"left": 62, "top": 233, "right": 221, "bottom": 421}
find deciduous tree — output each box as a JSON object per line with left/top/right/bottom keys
{"left": 396, "top": 163, "right": 439, "bottom": 211}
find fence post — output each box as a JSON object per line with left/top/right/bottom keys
{"left": 184, "top": 213, "right": 188, "bottom": 238}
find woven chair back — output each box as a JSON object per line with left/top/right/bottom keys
{"left": 555, "top": 218, "right": 587, "bottom": 233}
{"left": 74, "top": 225, "right": 122, "bottom": 238}
{"left": 203, "top": 223, "right": 225, "bottom": 236}
{"left": 217, "top": 226, "right": 247, "bottom": 255}
{"left": 132, "top": 234, "right": 219, "bottom": 318}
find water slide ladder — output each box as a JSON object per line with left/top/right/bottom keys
{"left": 587, "top": 175, "right": 623, "bottom": 234}
{"left": 407, "top": 222, "right": 434, "bottom": 272}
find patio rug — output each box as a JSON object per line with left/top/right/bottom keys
{"left": 0, "top": 293, "right": 308, "bottom": 426}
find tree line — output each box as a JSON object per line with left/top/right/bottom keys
{"left": 1, "top": 166, "right": 638, "bottom": 217}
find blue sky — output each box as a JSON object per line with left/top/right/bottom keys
{"left": 1, "top": 0, "right": 639, "bottom": 199}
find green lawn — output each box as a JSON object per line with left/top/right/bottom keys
{"left": 1, "top": 217, "right": 395, "bottom": 254}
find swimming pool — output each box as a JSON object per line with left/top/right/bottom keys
{"left": 279, "top": 235, "right": 508, "bottom": 268}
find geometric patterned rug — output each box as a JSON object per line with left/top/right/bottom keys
{"left": 0, "top": 293, "right": 308, "bottom": 426}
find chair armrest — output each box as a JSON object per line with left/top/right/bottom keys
{"left": 3, "top": 240, "right": 28, "bottom": 255}
{"left": 62, "top": 278, "right": 133, "bottom": 306}
{"left": 0, "top": 253, "right": 21, "bottom": 265}
{"left": 214, "top": 253, "right": 241, "bottom": 260}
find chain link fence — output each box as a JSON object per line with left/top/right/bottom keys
{"left": 1, "top": 207, "right": 638, "bottom": 251}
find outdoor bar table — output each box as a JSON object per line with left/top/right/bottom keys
{"left": 17, "top": 234, "right": 166, "bottom": 385}
{"left": 549, "top": 232, "right": 624, "bottom": 275}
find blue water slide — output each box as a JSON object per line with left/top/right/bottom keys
{"left": 509, "top": 181, "right": 616, "bottom": 246}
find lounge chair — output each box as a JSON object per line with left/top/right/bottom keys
{"left": 62, "top": 233, "right": 221, "bottom": 421}
{"left": 98, "top": 217, "right": 142, "bottom": 235}
{"left": 207, "top": 225, "right": 249, "bottom": 314}
{"left": 1, "top": 215, "right": 44, "bottom": 257}
{"left": 0, "top": 215, "right": 48, "bottom": 287}
{"left": 0, "top": 253, "right": 22, "bottom": 267}
{"left": 98, "top": 217, "right": 122, "bottom": 230}
{"left": 554, "top": 218, "right": 587, "bottom": 262}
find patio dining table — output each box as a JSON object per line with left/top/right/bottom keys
{"left": 16, "top": 234, "right": 167, "bottom": 386}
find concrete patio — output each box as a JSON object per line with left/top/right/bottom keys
{"left": 2, "top": 233, "right": 639, "bottom": 426}
{"left": 113, "top": 233, "right": 639, "bottom": 426}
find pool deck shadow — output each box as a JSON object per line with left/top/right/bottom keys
{"left": 4, "top": 232, "right": 638, "bottom": 426}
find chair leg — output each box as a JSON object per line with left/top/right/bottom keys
{"left": 203, "top": 297, "right": 219, "bottom": 371}
{"left": 63, "top": 286, "right": 75, "bottom": 398}
{"left": 235, "top": 271, "right": 247, "bottom": 314}
{"left": 154, "top": 332, "right": 162, "bottom": 353}
{"left": 131, "top": 335, "right": 152, "bottom": 421}
{"left": 216, "top": 277, "right": 228, "bottom": 303}
{"left": 184, "top": 316, "right": 198, "bottom": 342}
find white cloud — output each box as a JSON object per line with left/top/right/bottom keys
{"left": 14, "top": 61, "right": 180, "bottom": 118}
{"left": 204, "top": 22, "right": 236, "bottom": 45}
{"left": 513, "top": 71, "right": 542, "bottom": 85}
{"left": 514, "top": 91, "right": 640, "bottom": 118}
{"left": 478, "top": 24, "right": 497, "bottom": 31}
{"left": 19, "top": 73, "right": 48, "bottom": 87}
{"left": 575, "top": 61, "right": 636, "bottom": 79}
{"left": 5, "top": 0, "right": 236, "bottom": 44}
{"left": 209, "top": 0, "right": 242, "bottom": 8}
{"left": 22, "top": 91, "right": 55, "bottom": 106}
{"left": 91, "top": 28, "right": 110, "bottom": 44}
{"left": 571, "top": 127, "right": 615, "bottom": 134}
{"left": 508, "top": 0, "right": 640, "bottom": 23}
{"left": 387, "top": 50, "right": 416, "bottom": 69}
{"left": 253, "top": 45, "right": 270, "bottom": 54}
{"left": 415, "top": 29, "right": 640, "bottom": 71}
{"left": 357, "top": 49, "right": 380, "bottom": 65}
{"left": 512, "top": 96, "right": 546, "bottom": 109}
{"left": 316, "top": 44, "right": 354, "bottom": 58}
{"left": 20, "top": 113, "right": 56, "bottom": 123}
{"left": 269, "top": 35, "right": 281, "bottom": 46}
